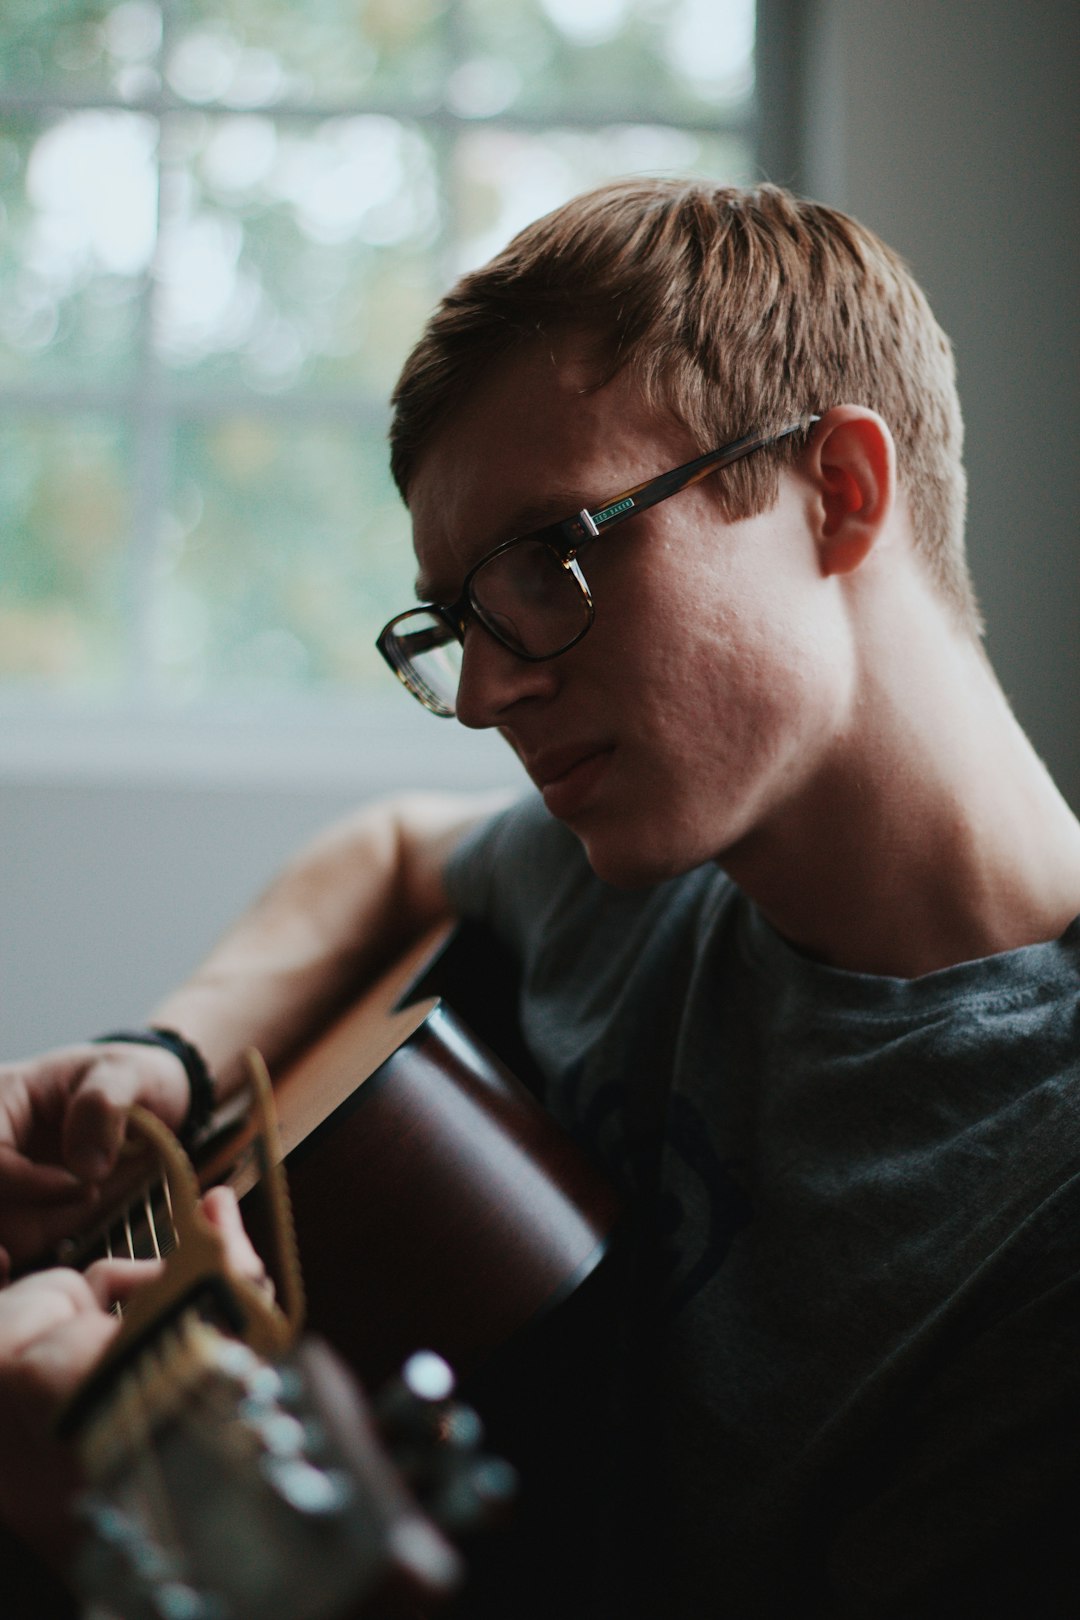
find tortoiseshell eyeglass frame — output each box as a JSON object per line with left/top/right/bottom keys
{"left": 377, "top": 415, "right": 821, "bottom": 716}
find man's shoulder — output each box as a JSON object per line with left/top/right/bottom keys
{"left": 446, "top": 791, "right": 740, "bottom": 962}
{"left": 450, "top": 790, "right": 718, "bottom": 901}
{"left": 445, "top": 790, "right": 587, "bottom": 907}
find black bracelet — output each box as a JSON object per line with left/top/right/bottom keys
{"left": 92, "top": 1026, "right": 216, "bottom": 1145}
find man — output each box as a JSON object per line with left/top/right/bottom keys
{"left": 2, "top": 181, "right": 1079, "bottom": 1614}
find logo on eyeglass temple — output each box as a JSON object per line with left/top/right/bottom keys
{"left": 592, "top": 496, "right": 635, "bottom": 525}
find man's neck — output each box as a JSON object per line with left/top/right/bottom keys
{"left": 724, "top": 631, "right": 1080, "bottom": 979}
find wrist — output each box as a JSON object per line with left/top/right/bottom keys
{"left": 91, "top": 1027, "right": 215, "bottom": 1144}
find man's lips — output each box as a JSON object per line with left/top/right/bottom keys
{"left": 524, "top": 744, "right": 614, "bottom": 816}
{"left": 526, "top": 743, "right": 611, "bottom": 790}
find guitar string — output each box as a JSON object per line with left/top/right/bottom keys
{"left": 93, "top": 1127, "right": 218, "bottom": 1573}
{"left": 143, "top": 1187, "right": 162, "bottom": 1258}
{"left": 102, "top": 1177, "right": 179, "bottom": 1318}
{"left": 117, "top": 1315, "right": 202, "bottom": 1589}
{"left": 105, "top": 1314, "right": 279, "bottom": 1600}
{"left": 162, "top": 1174, "right": 177, "bottom": 1247}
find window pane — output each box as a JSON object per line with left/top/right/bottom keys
{"left": 0, "top": 113, "right": 156, "bottom": 386}
{"left": 457, "top": 0, "right": 755, "bottom": 122}
{"left": 152, "top": 112, "right": 441, "bottom": 394}
{"left": 0, "top": 0, "right": 162, "bottom": 99}
{"left": 0, "top": 413, "right": 134, "bottom": 690}
{"left": 156, "top": 415, "right": 412, "bottom": 697}
{"left": 168, "top": 0, "right": 449, "bottom": 108}
{"left": 0, "top": 0, "right": 762, "bottom": 720}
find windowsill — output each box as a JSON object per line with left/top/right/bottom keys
{"left": 0, "top": 694, "right": 526, "bottom": 795}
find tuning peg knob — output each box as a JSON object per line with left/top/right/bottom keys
{"left": 373, "top": 1351, "right": 517, "bottom": 1535}
{"left": 401, "top": 1350, "right": 456, "bottom": 1401}
{"left": 374, "top": 1350, "right": 457, "bottom": 1443}
{"left": 425, "top": 1454, "right": 519, "bottom": 1535}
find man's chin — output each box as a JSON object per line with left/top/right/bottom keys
{"left": 575, "top": 826, "right": 700, "bottom": 891}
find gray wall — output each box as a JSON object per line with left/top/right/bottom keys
{"left": 0, "top": 710, "right": 523, "bottom": 1054}
{"left": 797, "top": 0, "right": 1079, "bottom": 807}
{"left": 2, "top": 0, "right": 1077, "bottom": 1055}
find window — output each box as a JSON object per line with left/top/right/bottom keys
{"left": 0, "top": 0, "right": 757, "bottom": 729}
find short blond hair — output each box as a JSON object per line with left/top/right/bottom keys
{"left": 390, "top": 180, "right": 977, "bottom": 633}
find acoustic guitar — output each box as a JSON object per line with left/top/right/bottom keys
{"left": 38, "top": 924, "right": 622, "bottom": 1618}
{"left": 56, "top": 921, "right": 620, "bottom": 1390}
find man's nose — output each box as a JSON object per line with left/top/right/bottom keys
{"left": 454, "top": 623, "right": 559, "bottom": 729}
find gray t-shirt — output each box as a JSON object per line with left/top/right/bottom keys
{"left": 446, "top": 793, "right": 1080, "bottom": 1617}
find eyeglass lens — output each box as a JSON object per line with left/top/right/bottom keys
{"left": 385, "top": 610, "right": 463, "bottom": 713}
{"left": 383, "top": 540, "right": 590, "bottom": 714}
{"left": 471, "top": 540, "right": 590, "bottom": 656}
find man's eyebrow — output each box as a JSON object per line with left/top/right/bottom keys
{"left": 413, "top": 486, "right": 592, "bottom": 603}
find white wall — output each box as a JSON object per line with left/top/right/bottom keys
{"left": 0, "top": 709, "right": 524, "bottom": 1054}
{"left": 2, "top": 0, "right": 1077, "bottom": 1056}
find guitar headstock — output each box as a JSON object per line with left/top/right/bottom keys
{"left": 61, "top": 1077, "right": 514, "bottom": 1619}
{"left": 72, "top": 1324, "right": 474, "bottom": 1620}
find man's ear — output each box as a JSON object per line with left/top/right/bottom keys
{"left": 804, "top": 407, "right": 896, "bottom": 577}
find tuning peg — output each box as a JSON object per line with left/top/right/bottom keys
{"left": 260, "top": 1454, "right": 355, "bottom": 1518}
{"left": 76, "top": 1494, "right": 220, "bottom": 1619}
{"left": 424, "top": 1454, "right": 519, "bottom": 1536}
{"left": 374, "top": 1350, "right": 455, "bottom": 1437}
{"left": 372, "top": 1351, "right": 518, "bottom": 1536}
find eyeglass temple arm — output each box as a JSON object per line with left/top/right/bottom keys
{"left": 580, "top": 417, "right": 821, "bottom": 536}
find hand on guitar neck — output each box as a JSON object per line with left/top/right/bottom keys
{"left": 0, "top": 1037, "right": 193, "bottom": 1280}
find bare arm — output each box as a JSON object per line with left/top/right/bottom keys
{"left": 150, "top": 788, "right": 507, "bottom": 1094}
{"left": 0, "top": 789, "right": 510, "bottom": 1265}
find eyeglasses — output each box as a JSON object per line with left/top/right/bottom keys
{"left": 376, "top": 417, "right": 819, "bottom": 717}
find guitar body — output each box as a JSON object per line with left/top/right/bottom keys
{"left": 257, "top": 925, "right": 626, "bottom": 1620}
{"left": 260, "top": 924, "right": 619, "bottom": 1389}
